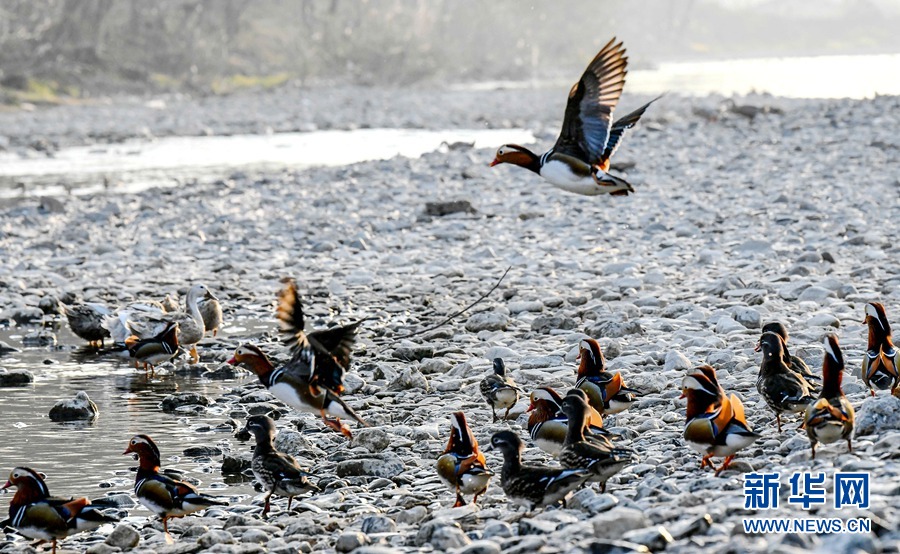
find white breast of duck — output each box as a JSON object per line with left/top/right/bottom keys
{"left": 810, "top": 421, "right": 847, "bottom": 444}
{"left": 539, "top": 153, "right": 603, "bottom": 196}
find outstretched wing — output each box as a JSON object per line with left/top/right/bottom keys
{"left": 554, "top": 38, "right": 628, "bottom": 165}
{"left": 599, "top": 96, "right": 661, "bottom": 165}
{"left": 307, "top": 319, "right": 365, "bottom": 369}
{"left": 276, "top": 278, "right": 306, "bottom": 350}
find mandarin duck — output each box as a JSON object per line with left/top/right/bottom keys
{"left": 123, "top": 435, "right": 227, "bottom": 542}
{"left": 575, "top": 338, "right": 640, "bottom": 415}
{"left": 756, "top": 331, "right": 816, "bottom": 432}
{"left": 861, "top": 302, "right": 899, "bottom": 395}
{"left": 228, "top": 279, "right": 368, "bottom": 438}
{"left": 805, "top": 334, "right": 855, "bottom": 458}
{"left": 489, "top": 431, "right": 590, "bottom": 511}
{"left": 62, "top": 303, "right": 111, "bottom": 347}
{"left": 757, "top": 322, "right": 819, "bottom": 383}
{"left": 527, "top": 386, "right": 612, "bottom": 456}
{"left": 125, "top": 321, "right": 179, "bottom": 376}
{"left": 123, "top": 285, "right": 213, "bottom": 364}
{"left": 490, "top": 38, "right": 658, "bottom": 196}
{"left": 436, "top": 412, "right": 492, "bottom": 508}
{"left": 161, "top": 294, "right": 180, "bottom": 313}
{"left": 2, "top": 467, "right": 119, "bottom": 554}
{"left": 558, "top": 394, "right": 638, "bottom": 492}
{"left": 197, "top": 291, "right": 223, "bottom": 337}
{"left": 681, "top": 365, "right": 760, "bottom": 476}
{"left": 239, "top": 415, "right": 319, "bottom": 517}
{"left": 754, "top": 321, "right": 819, "bottom": 386}
{"left": 480, "top": 358, "right": 520, "bottom": 422}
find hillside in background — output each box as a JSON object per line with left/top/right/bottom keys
{"left": 1, "top": 0, "right": 899, "bottom": 102}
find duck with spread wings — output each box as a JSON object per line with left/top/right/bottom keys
{"left": 490, "top": 37, "right": 659, "bottom": 196}
{"left": 228, "top": 279, "right": 369, "bottom": 438}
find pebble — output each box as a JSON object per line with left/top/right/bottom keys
{"left": 591, "top": 507, "right": 650, "bottom": 537}
{"left": 0, "top": 368, "right": 34, "bottom": 386}
{"left": 48, "top": 391, "right": 98, "bottom": 422}
{"left": 160, "top": 393, "right": 212, "bottom": 412}
{"left": 105, "top": 524, "right": 140, "bottom": 550}
{"left": 1, "top": 91, "right": 898, "bottom": 554}
{"left": 335, "top": 531, "right": 370, "bottom": 552}
{"left": 465, "top": 312, "right": 509, "bottom": 332}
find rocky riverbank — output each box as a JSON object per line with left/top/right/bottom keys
{"left": 0, "top": 87, "right": 899, "bottom": 553}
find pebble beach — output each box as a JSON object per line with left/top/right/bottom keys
{"left": 0, "top": 86, "right": 899, "bottom": 553}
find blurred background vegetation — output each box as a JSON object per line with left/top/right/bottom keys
{"left": 0, "top": 0, "right": 898, "bottom": 102}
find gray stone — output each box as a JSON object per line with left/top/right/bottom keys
{"left": 360, "top": 515, "right": 396, "bottom": 534}
{"left": 183, "top": 445, "right": 222, "bottom": 457}
{"left": 86, "top": 544, "right": 122, "bottom": 554}
{"left": 161, "top": 393, "right": 212, "bottom": 412}
{"left": 0, "top": 341, "right": 21, "bottom": 355}
{"left": 465, "top": 312, "right": 509, "bottom": 332}
{"left": 586, "top": 539, "right": 651, "bottom": 554}
{"left": 669, "top": 514, "right": 712, "bottom": 539}
{"left": 282, "top": 515, "right": 324, "bottom": 537}
{"left": 586, "top": 320, "right": 643, "bottom": 338}
{"left": 425, "top": 200, "right": 475, "bottom": 216}
{"left": 241, "top": 529, "right": 269, "bottom": 544}
{"left": 387, "top": 367, "right": 429, "bottom": 392}
{"left": 100, "top": 493, "right": 137, "bottom": 508}
{"left": 591, "top": 507, "right": 650, "bottom": 538}
{"left": 12, "top": 307, "right": 43, "bottom": 325}
{"left": 508, "top": 300, "right": 543, "bottom": 314}
{"left": 22, "top": 330, "right": 56, "bottom": 347}
{"left": 622, "top": 526, "right": 674, "bottom": 551}
{"left": 459, "top": 540, "right": 502, "bottom": 554}
{"left": 482, "top": 346, "right": 518, "bottom": 360}
{"left": 531, "top": 315, "right": 577, "bottom": 333}
{"left": 335, "top": 531, "right": 370, "bottom": 552}
{"left": 354, "top": 428, "right": 390, "bottom": 453}
{"left": 0, "top": 368, "right": 34, "bottom": 386}
{"left": 714, "top": 316, "right": 745, "bottom": 334}
{"left": 343, "top": 372, "right": 366, "bottom": 394}
{"left": 518, "top": 518, "right": 558, "bottom": 535}
{"left": 663, "top": 350, "right": 692, "bottom": 372}
{"left": 731, "top": 307, "right": 761, "bottom": 329}
{"left": 392, "top": 344, "right": 434, "bottom": 361}
{"left": 797, "top": 286, "right": 834, "bottom": 303}
{"left": 736, "top": 240, "right": 771, "bottom": 253}
{"left": 805, "top": 313, "right": 840, "bottom": 328}
{"left": 416, "top": 521, "right": 470, "bottom": 550}
{"left": 198, "top": 529, "right": 235, "bottom": 548}
{"left": 396, "top": 505, "right": 428, "bottom": 525}
{"left": 419, "top": 358, "right": 452, "bottom": 374}
{"left": 569, "top": 488, "right": 619, "bottom": 515}
{"left": 105, "top": 523, "right": 140, "bottom": 550}
{"left": 482, "top": 520, "right": 514, "bottom": 539}
{"left": 336, "top": 452, "right": 404, "bottom": 478}
{"left": 49, "top": 391, "right": 98, "bottom": 422}
{"left": 855, "top": 394, "right": 900, "bottom": 436}
{"left": 222, "top": 453, "right": 252, "bottom": 475}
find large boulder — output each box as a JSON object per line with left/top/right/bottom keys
{"left": 49, "top": 391, "right": 98, "bottom": 422}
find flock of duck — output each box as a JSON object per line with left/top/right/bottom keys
{"left": 3, "top": 37, "right": 898, "bottom": 553}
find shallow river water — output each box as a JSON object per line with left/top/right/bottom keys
{"left": 0, "top": 323, "right": 261, "bottom": 518}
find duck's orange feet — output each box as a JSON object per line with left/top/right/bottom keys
{"left": 714, "top": 455, "right": 735, "bottom": 476}
{"left": 321, "top": 413, "right": 352, "bottom": 438}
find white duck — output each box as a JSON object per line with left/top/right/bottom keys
{"left": 106, "top": 285, "right": 212, "bottom": 363}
